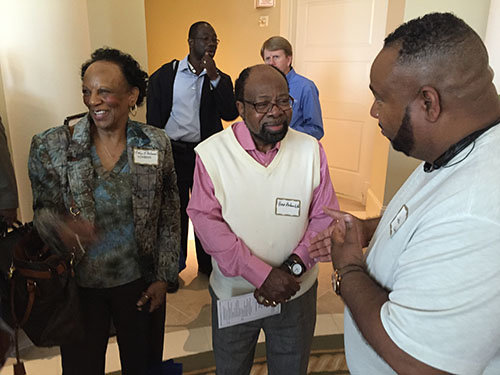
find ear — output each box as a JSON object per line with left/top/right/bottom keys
{"left": 236, "top": 101, "right": 245, "bottom": 119}
{"left": 419, "top": 86, "right": 441, "bottom": 122}
{"left": 129, "top": 87, "right": 140, "bottom": 107}
{"left": 286, "top": 55, "right": 293, "bottom": 68}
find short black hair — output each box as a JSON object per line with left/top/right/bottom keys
{"left": 81, "top": 47, "right": 148, "bottom": 106}
{"left": 384, "top": 12, "right": 486, "bottom": 67}
{"left": 188, "top": 21, "right": 212, "bottom": 39}
{"left": 235, "top": 65, "right": 289, "bottom": 102}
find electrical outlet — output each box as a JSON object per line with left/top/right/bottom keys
{"left": 259, "top": 16, "right": 269, "bottom": 27}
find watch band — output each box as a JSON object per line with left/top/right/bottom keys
{"left": 332, "top": 264, "right": 365, "bottom": 296}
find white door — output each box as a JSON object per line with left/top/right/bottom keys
{"left": 293, "top": 0, "right": 388, "bottom": 203}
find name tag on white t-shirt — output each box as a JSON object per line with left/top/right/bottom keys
{"left": 275, "top": 198, "right": 301, "bottom": 217}
{"left": 133, "top": 148, "right": 159, "bottom": 165}
{"left": 390, "top": 205, "right": 408, "bottom": 236}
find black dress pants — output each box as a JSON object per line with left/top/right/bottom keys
{"left": 60, "top": 278, "right": 165, "bottom": 375}
{"left": 171, "top": 140, "right": 212, "bottom": 274}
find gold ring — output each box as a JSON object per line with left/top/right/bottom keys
{"left": 264, "top": 299, "right": 270, "bottom": 304}
{"left": 143, "top": 294, "right": 150, "bottom": 300}
{"left": 271, "top": 301, "right": 277, "bottom": 307}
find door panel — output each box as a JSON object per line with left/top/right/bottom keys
{"left": 294, "top": 0, "right": 388, "bottom": 202}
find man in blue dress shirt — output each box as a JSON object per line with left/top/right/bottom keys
{"left": 261, "top": 36, "right": 324, "bottom": 140}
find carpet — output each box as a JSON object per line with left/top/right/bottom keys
{"left": 108, "top": 334, "right": 348, "bottom": 375}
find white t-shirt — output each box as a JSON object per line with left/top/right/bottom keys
{"left": 345, "top": 125, "right": 500, "bottom": 374}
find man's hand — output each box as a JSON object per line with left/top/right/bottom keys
{"left": 0, "top": 208, "right": 17, "bottom": 228}
{"left": 136, "top": 281, "right": 167, "bottom": 312}
{"left": 308, "top": 207, "right": 373, "bottom": 264}
{"left": 254, "top": 268, "right": 300, "bottom": 306}
{"left": 329, "top": 211, "right": 364, "bottom": 269}
{"left": 308, "top": 208, "right": 349, "bottom": 263}
{"left": 200, "top": 52, "right": 218, "bottom": 80}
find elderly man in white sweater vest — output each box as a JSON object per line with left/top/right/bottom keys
{"left": 188, "top": 64, "right": 338, "bottom": 374}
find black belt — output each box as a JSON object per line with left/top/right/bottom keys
{"left": 170, "top": 139, "right": 199, "bottom": 152}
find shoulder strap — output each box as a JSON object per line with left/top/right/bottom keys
{"left": 171, "top": 59, "right": 179, "bottom": 76}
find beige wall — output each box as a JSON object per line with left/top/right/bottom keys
{"left": 365, "top": 0, "right": 405, "bottom": 215}
{"left": 145, "top": 0, "right": 282, "bottom": 83}
{"left": 0, "top": 0, "right": 149, "bottom": 220}
{"left": 86, "top": 0, "right": 149, "bottom": 122}
{"left": 382, "top": 0, "right": 493, "bottom": 206}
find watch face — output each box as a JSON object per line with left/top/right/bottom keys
{"left": 291, "top": 263, "right": 303, "bottom": 276}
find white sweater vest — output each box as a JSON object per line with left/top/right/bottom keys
{"left": 195, "top": 126, "right": 321, "bottom": 299}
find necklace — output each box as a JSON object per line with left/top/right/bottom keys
{"left": 94, "top": 130, "right": 124, "bottom": 160}
{"left": 423, "top": 116, "right": 500, "bottom": 172}
{"left": 100, "top": 141, "right": 115, "bottom": 159}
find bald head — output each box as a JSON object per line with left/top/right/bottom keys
{"left": 235, "top": 64, "right": 288, "bottom": 103}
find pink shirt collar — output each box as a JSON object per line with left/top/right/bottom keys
{"left": 231, "top": 121, "right": 281, "bottom": 154}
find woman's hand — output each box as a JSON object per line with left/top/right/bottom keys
{"left": 57, "top": 216, "right": 98, "bottom": 252}
{"left": 136, "top": 281, "right": 167, "bottom": 312}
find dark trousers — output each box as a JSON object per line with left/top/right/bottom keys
{"left": 60, "top": 278, "right": 165, "bottom": 375}
{"left": 210, "top": 282, "right": 317, "bottom": 375}
{"left": 171, "top": 140, "right": 212, "bottom": 274}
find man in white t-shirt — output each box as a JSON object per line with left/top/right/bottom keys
{"left": 309, "top": 12, "right": 500, "bottom": 375}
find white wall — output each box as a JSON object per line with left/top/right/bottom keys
{"left": 404, "top": 0, "right": 491, "bottom": 38}
{"left": 0, "top": 0, "right": 92, "bottom": 220}
{"left": 0, "top": 0, "right": 149, "bottom": 221}
{"left": 486, "top": 0, "right": 500, "bottom": 92}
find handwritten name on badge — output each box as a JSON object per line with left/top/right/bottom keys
{"left": 390, "top": 205, "right": 408, "bottom": 237}
{"left": 133, "top": 148, "right": 159, "bottom": 165}
{"left": 275, "top": 198, "right": 301, "bottom": 217}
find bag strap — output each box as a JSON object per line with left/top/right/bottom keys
{"left": 11, "top": 278, "right": 34, "bottom": 375}
{"left": 10, "top": 278, "right": 36, "bottom": 329}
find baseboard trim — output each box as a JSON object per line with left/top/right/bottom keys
{"left": 365, "top": 188, "right": 384, "bottom": 217}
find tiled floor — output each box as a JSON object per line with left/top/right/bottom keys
{"left": 1, "top": 197, "right": 365, "bottom": 374}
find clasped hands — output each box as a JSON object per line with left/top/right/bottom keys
{"left": 254, "top": 267, "right": 300, "bottom": 307}
{"left": 308, "top": 207, "right": 365, "bottom": 270}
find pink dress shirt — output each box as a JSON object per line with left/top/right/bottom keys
{"left": 187, "top": 122, "right": 339, "bottom": 288}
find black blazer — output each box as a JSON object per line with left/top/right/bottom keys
{"left": 146, "top": 59, "right": 238, "bottom": 140}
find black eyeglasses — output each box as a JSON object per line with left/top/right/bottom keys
{"left": 243, "top": 96, "right": 294, "bottom": 114}
{"left": 192, "top": 37, "right": 220, "bottom": 45}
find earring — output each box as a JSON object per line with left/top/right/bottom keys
{"left": 129, "top": 104, "right": 138, "bottom": 117}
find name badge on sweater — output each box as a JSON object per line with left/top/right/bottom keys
{"left": 133, "top": 148, "right": 159, "bottom": 165}
{"left": 275, "top": 198, "right": 301, "bottom": 217}
{"left": 390, "top": 205, "right": 408, "bottom": 237}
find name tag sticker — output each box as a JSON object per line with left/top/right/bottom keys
{"left": 133, "top": 148, "right": 159, "bottom": 165}
{"left": 390, "top": 205, "right": 408, "bottom": 237}
{"left": 275, "top": 198, "right": 301, "bottom": 217}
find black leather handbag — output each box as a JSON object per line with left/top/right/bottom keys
{"left": 8, "top": 225, "right": 84, "bottom": 347}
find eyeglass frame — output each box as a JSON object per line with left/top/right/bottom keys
{"left": 242, "top": 95, "right": 295, "bottom": 114}
{"left": 191, "top": 37, "right": 220, "bottom": 45}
